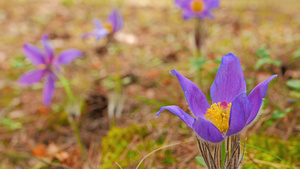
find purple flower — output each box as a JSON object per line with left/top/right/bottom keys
{"left": 19, "top": 34, "right": 83, "bottom": 106}
{"left": 175, "top": 0, "right": 219, "bottom": 20}
{"left": 82, "top": 9, "right": 123, "bottom": 41}
{"left": 157, "top": 53, "right": 277, "bottom": 143}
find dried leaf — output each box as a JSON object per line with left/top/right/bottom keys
{"left": 31, "top": 144, "right": 46, "bottom": 157}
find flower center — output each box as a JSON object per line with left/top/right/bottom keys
{"left": 204, "top": 101, "right": 232, "bottom": 133}
{"left": 190, "top": 0, "right": 205, "bottom": 13}
{"left": 104, "top": 23, "right": 113, "bottom": 33}
{"left": 37, "top": 64, "right": 47, "bottom": 70}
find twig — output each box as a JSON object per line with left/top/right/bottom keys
{"left": 251, "top": 158, "right": 291, "bottom": 168}
{"left": 242, "top": 143, "right": 294, "bottom": 169}
{"left": 115, "top": 162, "right": 123, "bottom": 169}
{"left": 248, "top": 155, "right": 264, "bottom": 169}
{"left": 34, "top": 157, "right": 73, "bottom": 169}
{"left": 0, "top": 98, "right": 20, "bottom": 119}
{"left": 237, "top": 138, "right": 247, "bottom": 167}
{"left": 135, "top": 141, "right": 194, "bottom": 169}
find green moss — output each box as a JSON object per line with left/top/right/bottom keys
{"left": 100, "top": 124, "right": 149, "bottom": 169}
{"left": 243, "top": 135, "right": 299, "bottom": 168}
{"left": 162, "top": 150, "right": 177, "bottom": 164}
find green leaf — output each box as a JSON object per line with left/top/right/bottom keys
{"left": 255, "top": 57, "right": 281, "bottom": 70}
{"left": 289, "top": 90, "right": 300, "bottom": 99}
{"left": 271, "top": 107, "right": 293, "bottom": 121}
{"left": 272, "top": 110, "right": 286, "bottom": 119}
{"left": 134, "top": 95, "right": 169, "bottom": 108}
{"left": 254, "top": 58, "right": 271, "bottom": 70}
{"left": 122, "top": 77, "right": 132, "bottom": 85}
{"left": 285, "top": 107, "right": 293, "bottom": 114}
{"left": 256, "top": 46, "right": 270, "bottom": 58}
{"left": 0, "top": 118, "right": 22, "bottom": 130}
{"left": 213, "top": 58, "right": 222, "bottom": 64}
{"left": 195, "top": 156, "right": 206, "bottom": 166}
{"left": 11, "top": 60, "right": 23, "bottom": 68}
{"left": 286, "top": 79, "right": 300, "bottom": 91}
{"left": 293, "top": 50, "right": 300, "bottom": 58}
{"left": 273, "top": 60, "right": 282, "bottom": 66}
{"left": 190, "top": 57, "right": 206, "bottom": 71}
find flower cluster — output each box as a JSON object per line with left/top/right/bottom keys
{"left": 19, "top": 35, "right": 83, "bottom": 106}
{"left": 157, "top": 53, "right": 277, "bottom": 143}
{"left": 19, "top": 9, "right": 123, "bottom": 106}
{"left": 83, "top": 9, "right": 123, "bottom": 41}
{"left": 175, "top": 0, "right": 219, "bottom": 20}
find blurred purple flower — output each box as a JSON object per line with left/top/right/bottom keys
{"left": 19, "top": 35, "right": 83, "bottom": 106}
{"left": 82, "top": 9, "right": 123, "bottom": 41}
{"left": 175, "top": 0, "right": 219, "bottom": 20}
{"left": 157, "top": 53, "right": 277, "bottom": 143}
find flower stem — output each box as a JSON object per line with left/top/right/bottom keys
{"left": 113, "top": 48, "right": 123, "bottom": 94}
{"left": 107, "top": 37, "right": 123, "bottom": 94}
{"left": 196, "top": 135, "right": 222, "bottom": 169}
{"left": 221, "top": 141, "right": 226, "bottom": 167}
{"left": 69, "top": 117, "right": 87, "bottom": 161}
{"left": 57, "top": 73, "right": 74, "bottom": 102}
{"left": 224, "top": 135, "right": 242, "bottom": 169}
{"left": 55, "top": 72, "right": 87, "bottom": 161}
{"left": 107, "top": 43, "right": 124, "bottom": 127}
{"left": 194, "top": 19, "right": 205, "bottom": 89}
{"left": 194, "top": 18, "right": 205, "bottom": 57}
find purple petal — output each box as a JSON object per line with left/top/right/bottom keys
{"left": 175, "top": 0, "right": 196, "bottom": 20}
{"left": 210, "top": 53, "right": 246, "bottom": 103}
{"left": 193, "top": 117, "right": 224, "bottom": 143}
{"left": 41, "top": 34, "right": 54, "bottom": 63}
{"left": 82, "top": 29, "right": 109, "bottom": 41}
{"left": 19, "top": 69, "right": 46, "bottom": 85}
{"left": 23, "top": 44, "right": 45, "bottom": 65}
{"left": 175, "top": 0, "right": 183, "bottom": 7}
{"left": 55, "top": 49, "right": 83, "bottom": 65}
{"left": 226, "top": 93, "right": 251, "bottom": 136}
{"left": 108, "top": 9, "right": 123, "bottom": 33}
{"left": 82, "top": 31, "right": 95, "bottom": 39}
{"left": 43, "top": 73, "right": 56, "bottom": 106}
{"left": 93, "top": 18, "right": 103, "bottom": 29}
{"left": 175, "top": 0, "right": 188, "bottom": 8}
{"left": 205, "top": 12, "right": 214, "bottom": 19}
{"left": 95, "top": 29, "right": 109, "bottom": 40}
{"left": 183, "top": 10, "right": 196, "bottom": 20}
{"left": 171, "top": 70, "right": 210, "bottom": 118}
{"left": 246, "top": 75, "right": 277, "bottom": 125}
{"left": 157, "top": 106, "right": 194, "bottom": 129}
{"left": 198, "top": 11, "right": 214, "bottom": 19}
{"left": 204, "top": 0, "right": 219, "bottom": 9}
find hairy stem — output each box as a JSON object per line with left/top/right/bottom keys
{"left": 196, "top": 135, "right": 222, "bottom": 169}
{"left": 70, "top": 118, "right": 87, "bottom": 161}
{"left": 56, "top": 72, "right": 87, "bottom": 161}
{"left": 194, "top": 19, "right": 205, "bottom": 55}
{"left": 57, "top": 73, "right": 74, "bottom": 102}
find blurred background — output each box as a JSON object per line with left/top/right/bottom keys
{"left": 0, "top": 0, "right": 299, "bottom": 168}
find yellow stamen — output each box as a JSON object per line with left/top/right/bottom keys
{"left": 37, "top": 64, "right": 46, "bottom": 70}
{"left": 204, "top": 102, "right": 232, "bottom": 133}
{"left": 104, "top": 23, "right": 113, "bottom": 33}
{"left": 190, "top": 0, "right": 205, "bottom": 13}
